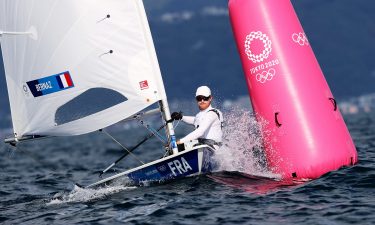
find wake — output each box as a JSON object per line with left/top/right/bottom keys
{"left": 47, "top": 178, "right": 135, "bottom": 205}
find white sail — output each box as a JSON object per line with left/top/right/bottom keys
{"left": 0, "top": 0, "right": 169, "bottom": 138}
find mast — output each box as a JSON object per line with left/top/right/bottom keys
{"left": 159, "top": 99, "right": 178, "bottom": 155}
{"left": 133, "top": 0, "right": 178, "bottom": 154}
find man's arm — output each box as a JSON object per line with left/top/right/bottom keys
{"left": 182, "top": 116, "right": 195, "bottom": 125}
{"left": 179, "top": 112, "right": 217, "bottom": 143}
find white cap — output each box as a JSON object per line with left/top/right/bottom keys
{"left": 195, "top": 86, "right": 211, "bottom": 97}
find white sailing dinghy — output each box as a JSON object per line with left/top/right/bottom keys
{"left": 0, "top": 0, "right": 216, "bottom": 188}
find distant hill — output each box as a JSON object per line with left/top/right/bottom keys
{"left": 1, "top": 0, "right": 374, "bottom": 128}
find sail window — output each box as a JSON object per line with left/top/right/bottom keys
{"left": 55, "top": 88, "right": 127, "bottom": 125}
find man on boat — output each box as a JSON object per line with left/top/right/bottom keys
{"left": 171, "top": 86, "right": 223, "bottom": 150}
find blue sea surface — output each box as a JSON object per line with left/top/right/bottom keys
{"left": 0, "top": 112, "right": 374, "bottom": 225}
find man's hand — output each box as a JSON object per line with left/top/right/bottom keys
{"left": 171, "top": 111, "right": 183, "bottom": 120}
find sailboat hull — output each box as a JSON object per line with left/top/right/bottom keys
{"left": 128, "top": 147, "right": 214, "bottom": 184}
{"left": 87, "top": 145, "right": 216, "bottom": 188}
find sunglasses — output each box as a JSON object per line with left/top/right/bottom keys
{"left": 196, "top": 95, "right": 211, "bottom": 102}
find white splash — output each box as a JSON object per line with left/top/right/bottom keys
{"left": 47, "top": 179, "right": 135, "bottom": 205}
{"left": 214, "top": 107, "right": 280, "bottom": 179}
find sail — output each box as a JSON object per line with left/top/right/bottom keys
{"left": 0, "top": 0, "right": 168, "bottom": 138}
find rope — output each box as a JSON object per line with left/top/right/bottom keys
{"left": 146, "top": 124, "right": 167, "bottom": 144}
{"left": 173, "top": 120, "right": 181, "bottom": 130}
{"left": 100, "top": 129, "right": 145, "bottom": 165}
{"left": 138, "top": 120, "right": 167, "bottom": 144}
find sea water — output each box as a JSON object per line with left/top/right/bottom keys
{"left": 0, "top": 110, "right": 374, "bottom": 224}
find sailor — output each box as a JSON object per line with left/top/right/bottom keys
{"left": 171, "top": 86, "right": 223, "bottom": 150}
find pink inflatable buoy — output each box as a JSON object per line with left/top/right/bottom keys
{"left": 228, "top": 0, "right": 358, "bottom": 179}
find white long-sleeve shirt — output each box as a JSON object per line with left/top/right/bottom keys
{"left": 179, "top": 105, "right": 223, "bottom": 143}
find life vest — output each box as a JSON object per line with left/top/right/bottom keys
{"left": 208, "top": 108, "right": 224, "bottom": 129}
{"left": 195, "top": 108, "right": 224, "bottom": 130}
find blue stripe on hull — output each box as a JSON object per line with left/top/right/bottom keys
{"left": 127, "top": 148, "right": 213, "bottom": 184}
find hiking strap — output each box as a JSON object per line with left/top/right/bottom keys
{"left": 198, "top": 138, "right": 222, "bottom": 147}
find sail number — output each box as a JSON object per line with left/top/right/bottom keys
{"left": 35, "top": 81, "right": 53, "bottom": 92}
{"left": 168, "top": 157, "right": 193, "bottom": 176}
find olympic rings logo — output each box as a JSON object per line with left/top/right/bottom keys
{"left": 256, "top": 68, "right": 276, "bottom": 83}
{"left": 244, "top": 31, "right": 272, "bottom": 63}
{"left": 292, "top": 32, "right": 309, "bottom": 46}
{"left": 158, "top": 165, "right": 167, "bottom": 172}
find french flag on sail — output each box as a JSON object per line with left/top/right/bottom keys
{"left": 26, "top": 71, "right": 75, "bottom": 97}
{"left": 56, "top": 71, "right": 74, "bottom": 89}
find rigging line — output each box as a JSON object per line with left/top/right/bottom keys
{"left": 162, "top": 148, "right": 170, "bottom": 158}
{"left": 139, "top": 120, "right": 167, "bottom": 144}
{"left": 98, "top": 123, "right": 168, "bottom": 178}
{"left": 173, "top": 120, "right": 181, "bottom": 130}
{"left": 99, "top": 129, "right": 145, "bottom": 165}
{"left": 148, "top": 125, "right": 167, "bottom": 143}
